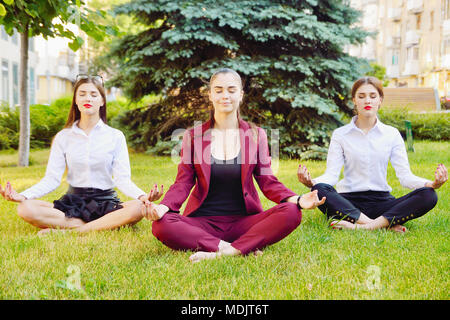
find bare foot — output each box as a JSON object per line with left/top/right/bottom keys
{"left": 189, "top": 243, "right": 242, "bottom": 263}
{"left": 389, "top": 224, "right": 407, "bottom": 233}
{"left": 330, "top": 220, "right": 356, "bottom": 230}
{"left": 189, "top": 251, "right": 220, "bottom": 263}
{"left": 254, "top": 250, "right": 263, "bottom": 257}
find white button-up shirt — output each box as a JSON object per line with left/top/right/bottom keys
{"left": 20, "top": 120, "right": 146, "bottom": 200}
{"left": 314, "top": 117, "right": 430, "bottom": 193}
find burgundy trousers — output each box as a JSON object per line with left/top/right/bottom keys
{"left": 151, "top": 202, "right": 302, "bottom": 255}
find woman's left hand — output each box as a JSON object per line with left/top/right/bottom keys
{"left": 139, "top": 184, "right": 164, "bottom": 203}
{"left": 299, "top": 190, "right": 326, "bottom": 209}
{"left": 427, "top": 164, "right": 448, "bottom": 189}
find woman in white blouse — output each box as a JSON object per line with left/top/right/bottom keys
{"left": 297, "top": 76, "right": 447, "bottom": 232}
{"left": 0, "top": 75, "right": 162, "bottom": 233}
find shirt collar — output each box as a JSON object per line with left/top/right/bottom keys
{"left": 71, "top": 119, "right": 105, "bottom": 135}
{"left": 343, "top": 116, "right": 384, "bottom": 135}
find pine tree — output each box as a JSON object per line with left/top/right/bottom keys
{"left": 108, "top": 0, "right": 370, "bottom": 158}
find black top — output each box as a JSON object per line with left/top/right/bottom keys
{"left": 190, "top": 151, "right": 247, "bottom": 217}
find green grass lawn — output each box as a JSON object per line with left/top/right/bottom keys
{"left": 0, "top": 141, "right": 448, "bottom": 300}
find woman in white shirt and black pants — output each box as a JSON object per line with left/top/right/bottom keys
{"left": 298, "top": 76, "right": 447, "bottom": 232}
{"left": 0, "top": 75, "right": 162, "bottom": 233}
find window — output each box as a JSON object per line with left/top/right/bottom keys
{"left": 392, "top": 50, "right": 400, "bottom": 65}
{"left": 444, "top": 38, "right": 450, "bottom": 55}
{"left": 29, "top": 67, "right": 35, "bottom": 105}
{"left": 1, "top": 25, "right": 8, "bottom": 41}
{"left": 407, "top": 46, "right": 419, "bottom": 60}
{"left": 444, "top": 0, "right": 450, "bottom": 20}
{"left": 11, "top": 29, "right": 18, "bottom": 45}
{"left": 2, "top": 60, "right": 9, "bottom": 104}
{"left": 28, "top": 37, "right": 34, "bottom": 52}
{"left": 416, "top": 13, "right": 421, "bottom": 29}
{"left": 12, "top": 63, "right": 18, "bottom": 106}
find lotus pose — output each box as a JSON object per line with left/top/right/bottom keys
{"left": 297, "top": 76, "right": 447, "bottom": 232}
{"left": 0, "top": 75, "right": 163, "bottom": 234}
{"left": 142, "top": 68, "right": 325, "bottom": 262}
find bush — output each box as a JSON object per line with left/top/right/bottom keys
{"left": 0, "top": 94, "right": 156, "bottom": 151}
{"left": 29, "top": 98, "right": 71, "bottom": 148}
{"left": 378, "top": 107, "right": 450, "bottom": 141}
{"left": 0, "top": 102, "right": 20, "bottom": 150}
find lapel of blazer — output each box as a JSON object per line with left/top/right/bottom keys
{"left": 239, "top": 119, "right": 258, "bottom": 189}
{"left": 193, "top": 120, "right": 212, "bottom": 190}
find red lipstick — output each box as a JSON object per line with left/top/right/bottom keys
{"left": 83, "top": 104, "right": 92, "bottom": 108}
{"left": 364, "top": 106, "right": 372, "bottom": 110}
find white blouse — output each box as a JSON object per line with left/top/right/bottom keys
{"left": 20, "top": 120, "right": 146, "bottom": 200}
{"left": 314, "top": 117, "right": 430, "bottom": 193}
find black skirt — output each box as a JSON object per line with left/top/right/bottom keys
{"left": 53, "top": 187, "right": 123, "bottom": 222}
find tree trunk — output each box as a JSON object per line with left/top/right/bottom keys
{"left": 18, "top": 26, "right": 29, "bottom": 167}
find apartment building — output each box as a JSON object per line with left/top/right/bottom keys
{"left": 35, "top": 37, "right": 79, "bottom": 105}
{"left": 0, "top": 25, "right": 38, "bottom": 107}
{"left": 0, "top": 24, "right": 82, "bottom": 107}
{"left": 349, "top": 0, "right": 450, "bottom": 98}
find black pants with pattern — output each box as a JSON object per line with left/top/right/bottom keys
{"left": 311, "top": 183, "right": 438, "bottom": 226}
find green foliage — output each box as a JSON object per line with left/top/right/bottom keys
{"left": 113, "top": 95, "right": 208, "bottom": 152}
{"left": 0, "top": 95, "right": 159, "bottom": 151}
{"left": 0, "top": 96, "right": 148, "bottom": 151}
{"left": 106, "top": 0, "right": 371, "bottom": 159}
{"left": 0, "top": 101, "right": 19, "bottom": 150}
{"left": 366, "top": 62, "right": 389, "bottom": 87}
{"left": 378, "top": 107, "right": 450, "bottom": 141}
{"left": 0, "top": 0, "right": 113, "bottom": 51}
{"left": 0, "top": 98, "right": 70, "bottom": 150}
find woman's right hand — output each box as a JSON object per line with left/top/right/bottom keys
{"left": 426, "top": 163, "right": 448, "bottom": 189}
{"left": 297, "top": 164, "right": 315, "bottom": 188}
{"left": 141, "top": 202, "right": 169, "bottom": 221}
{"left": 0, "top": 182, "right": 26, "bottom": 203}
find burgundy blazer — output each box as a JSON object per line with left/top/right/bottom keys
{"left": 160, "top": 119, "right": 297, "bottom": 216}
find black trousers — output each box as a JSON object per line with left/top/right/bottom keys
{"left": 311, "top": 183, "right": 438, "bottom": 226}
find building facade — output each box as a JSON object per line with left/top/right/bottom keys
{"left": 0, "top": 25, "right": 81, "bottom": 107}
{"left": 349, "top": 0, "right": 450, "bottom": 98}
{"left": 0, "top": 25, "right": 38, "bottom": 107}
{"left": 35, "top": 37, "right": 79, "bottom": 105}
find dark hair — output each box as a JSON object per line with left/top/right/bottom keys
{"left": 351, "top": 76, "right": 384, "bottom": 100}
{"left": 64, "top": 77, "right": 107, "bottom": 128}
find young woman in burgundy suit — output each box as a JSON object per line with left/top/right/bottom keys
{"left": 141, "top": 68, "right": 325, "bottom": 262}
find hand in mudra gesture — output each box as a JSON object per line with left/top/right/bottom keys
{"left": 299, "top": 190, "right": 326, "bottom": 210}
{"left": 297, "top": 164, "right": 314, "bottom": 188}
{"left": 0, "top": 182, "right": 26, "bottom": 203}
{"left": 426, "top": 164, "right": 448, "bottom": 189}
{"left": 138, "top": 184, "right": 164, "bottom": 204}
{"left": 141, "top": 202, "right": 169, "bottom": 221}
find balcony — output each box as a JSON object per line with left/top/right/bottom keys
{"left": 443, "top": 55, "right": 450, "bottom": 69}
{"left": 405, "top": 30, "right": 420, "bottom": 46}
{"left": 407, "top": 0, "right": 423, "bottom": 14}
{"left": 386, "top": 36, "right": 401, "bottom": 48}
{"left": 444, "top": 20, "right": 450, "bottom": 37}
{"left": 388, "top": 7, "right": 402, "bottom": 21}
{"left": 403, "top": 60, "right": 420, "bottom": 75}
{"left": 56, "top": 65, "right": 71, "bottom": 79}
{"left": 386, "top": 65, "right": 400, "bottom": 78}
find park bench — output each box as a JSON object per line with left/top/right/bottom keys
{"left": 383, "top": 87, "right": 440, "bottom": 111}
